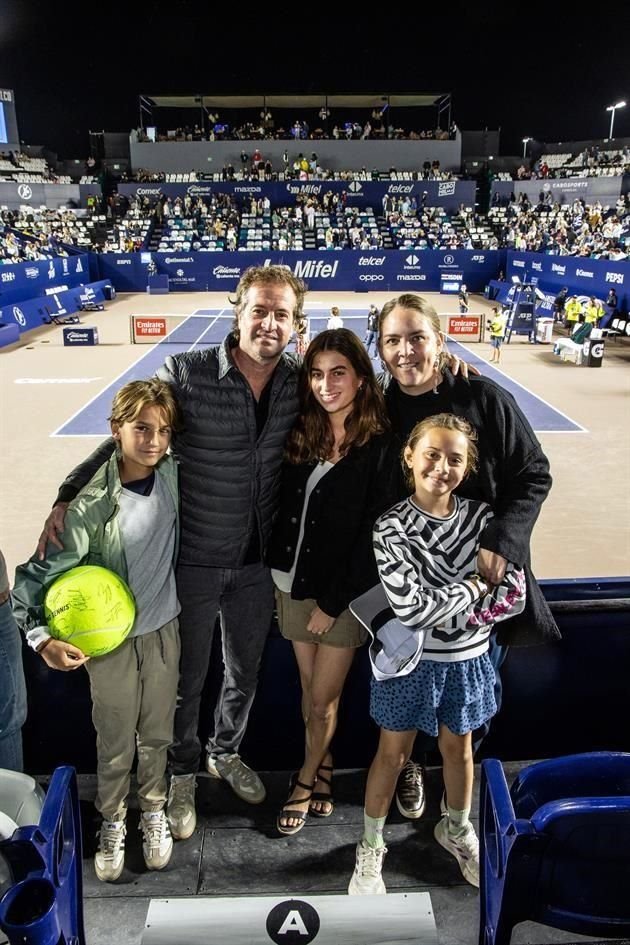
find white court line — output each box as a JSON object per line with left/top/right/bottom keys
{"left": 451, "top": 339, "right": 589, "bottom": 434}
{"left": 187, "top": 310, "right": 224, "bottom": 350}
{"left": 50, "top": 311, "right": 218, "bottom": 437}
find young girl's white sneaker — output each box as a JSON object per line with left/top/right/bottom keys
{"left": 434, "top": 816, "right": 479, "bottom": 887}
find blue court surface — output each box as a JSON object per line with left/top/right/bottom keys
{"left": 53, "top": 308, "right": 584, "bottom": 437}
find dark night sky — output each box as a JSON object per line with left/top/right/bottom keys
{"left": 1, "top": 0, "right": 628, "bottom": 159}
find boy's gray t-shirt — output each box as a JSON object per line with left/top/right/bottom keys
{"left": 118, "top": 473, "right": 179, "bottom": 636}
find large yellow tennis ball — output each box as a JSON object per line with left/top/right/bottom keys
{"left": 44, "top": 565, "right": 135, "bottom": 657}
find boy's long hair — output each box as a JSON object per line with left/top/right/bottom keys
{"left": 109, "top": 379, "right": 181, "bottom": 431}
{"left": 285, "top": 328, "right": 388, "bottom": 464}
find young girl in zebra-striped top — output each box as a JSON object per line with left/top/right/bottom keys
{"left": 349, "top": 413, "right": 525, "bottom": 896}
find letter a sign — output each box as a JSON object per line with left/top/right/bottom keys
{"left": 267, "top": 900, "right": 320, "bottom": 944}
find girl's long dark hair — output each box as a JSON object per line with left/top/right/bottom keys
{"left": 285, "top": 328, "right": 389, "bottom": 464}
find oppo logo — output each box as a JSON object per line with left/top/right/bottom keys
{"left": 359, "top": 274, "right": 384, "bottom": 282}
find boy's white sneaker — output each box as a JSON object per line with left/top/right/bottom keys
{"left": 140, "top": 809, "right": 173, "bottom": 871}
{"left": 348, "top": 840, "right": 387, "bottom": 895}
{"left": 94, "top": 819, "right": 126, "bottom": 882}
{"left": 434, "top": 816, "right": 480, "bottom": 887}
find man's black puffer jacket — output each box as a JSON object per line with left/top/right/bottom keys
{"left": 157, "top": 337, "right": 300, "bottom": 567}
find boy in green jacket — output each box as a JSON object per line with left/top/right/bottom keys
{"left": 13, "top": 379, "right": 182, "bottom": 882}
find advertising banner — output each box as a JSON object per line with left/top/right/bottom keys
{"left": 0, "top": 182, "right": 81, "bottom": 209}
{"left": 0, "top": 279, "right": 112, "bottom": 333}
{"left": 118, "top": 179, "right": 476, "bottom": 211}
{"left": 506, "top": 251, "right": 628, "bottom": 307}
{"left": 0, "top": 254, "right": 89, "bottom": 306}
{"left": 490, "top": 176, "right": 624, "bottom": 206}
{"left": 94, "top": 248, "right": 504, "bottom": 294}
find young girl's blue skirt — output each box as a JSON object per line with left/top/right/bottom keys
{"left": 370, "top": 652, "right": 496, "bottom": 736}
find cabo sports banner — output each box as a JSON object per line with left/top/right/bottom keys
{"left": 95, "top": 248, "right": 504, "bottom": 293}
{"left": 116, "top": 179, "right": 476, "bottom": 211}
{"left": 490, "top": 177, "right": 624, "bottom": 206}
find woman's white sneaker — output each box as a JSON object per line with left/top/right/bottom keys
{"left": 348, "top": 840, "right": 387, "bottom": 895}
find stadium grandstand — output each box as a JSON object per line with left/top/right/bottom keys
{"left": 1, "top": 86, "right": 629, "bottom": 945}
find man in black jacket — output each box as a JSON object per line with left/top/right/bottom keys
{"left": 36, "top": 265, "right": 306, "bottom": 840}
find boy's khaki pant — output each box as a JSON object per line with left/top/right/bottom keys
{"left": 86, "top": 618, "right": 180, "bottom": 822}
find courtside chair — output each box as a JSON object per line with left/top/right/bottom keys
{"left": 479, "top": 753, "right": 630, "bottom": 945}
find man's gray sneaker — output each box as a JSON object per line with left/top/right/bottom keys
{"left": 167, "top": 773, "right": 197, "bottom": 840}
{"left": 206, "top": 752, "right": 266, "bottom": 804}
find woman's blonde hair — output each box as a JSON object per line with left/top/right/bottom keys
{"left": 378, "top": 293, "right": 450, "bottom": 371}
{"left": 402, "top": 413, "right": 478, "bottom": 490}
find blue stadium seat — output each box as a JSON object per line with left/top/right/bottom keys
{"left": 479, "top": 753, "right": 630, "bottom": 945}
{"left": 0, "top": 766, "right": 85, "bottom": 945}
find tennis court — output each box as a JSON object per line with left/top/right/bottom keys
{"left": 2, "top": 289, "right": 629, "bottom": 580}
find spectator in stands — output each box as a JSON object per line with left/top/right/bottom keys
{"left": 268, "top": 330, "right": 396, "bottom": 835}
{"left": 327, "top": 306, "right": 344, "bottom": 330}
{"left": 374, "top": 293, "right": 558, "bottom": 832}
{"left": 0, "top": 547, "right": 27, "bottom": 772}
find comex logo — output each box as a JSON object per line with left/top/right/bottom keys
{"left": 348, "top": 181, "right": 362, "bottom": 193}
{"left": 12, "top": 306, "right": 26, "bottom": 326}
{"left": 266, "top": 900, "right": 320, "bottom": 945}
{"left": 17, "top": 184, "right": 33, "bottom": 200}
